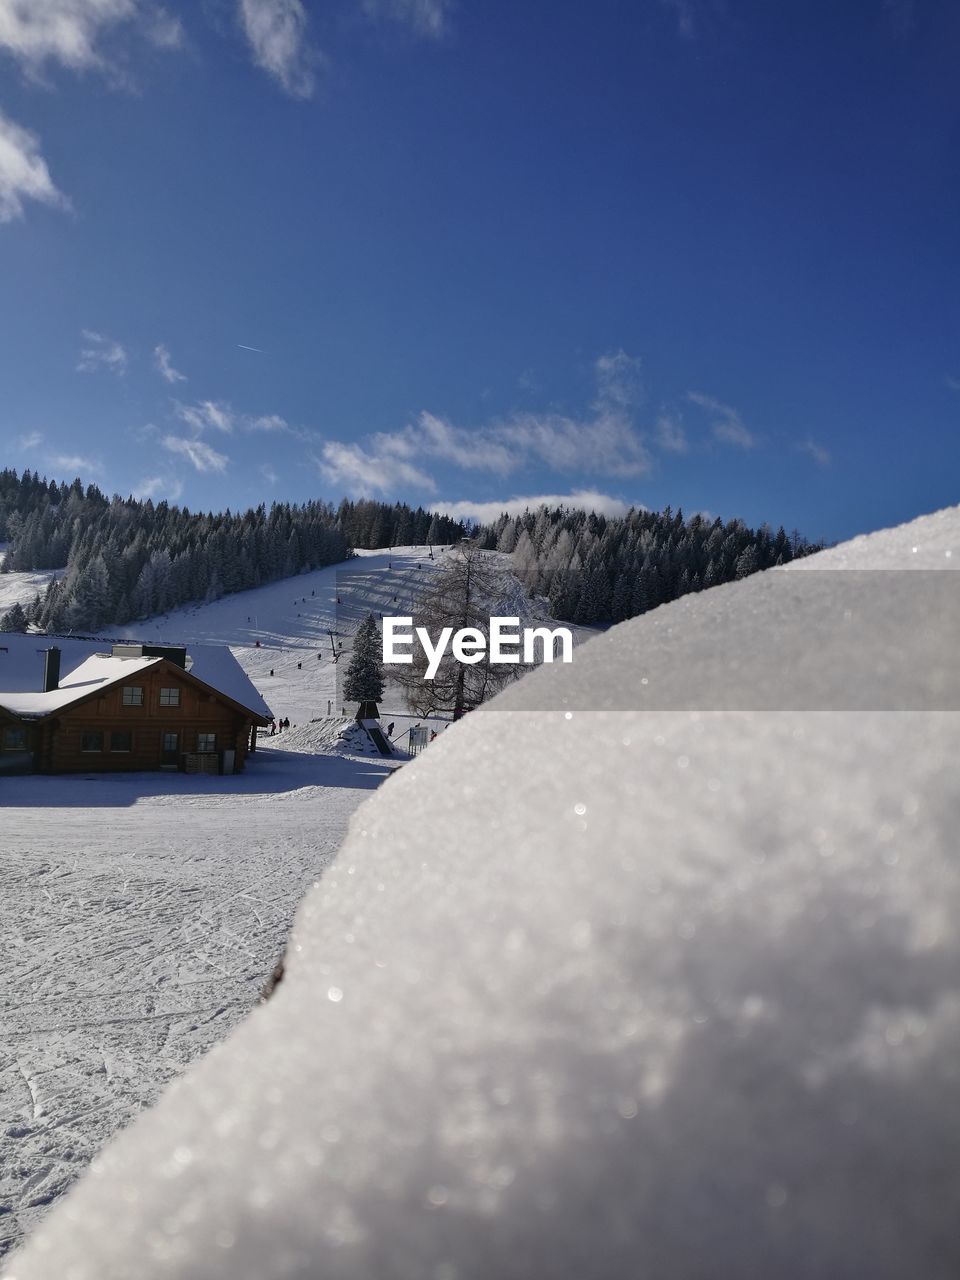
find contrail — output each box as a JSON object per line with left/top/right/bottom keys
{"left": 238, "top": 343, "right": 264, "bottom": 353}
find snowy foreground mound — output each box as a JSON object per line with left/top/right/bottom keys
{"left": 8, "top": 507, "right": 960, "bottom": 1280}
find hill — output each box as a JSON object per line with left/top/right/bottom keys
{"left": 8, "top": 503, "right": 957, "bottom": 1280}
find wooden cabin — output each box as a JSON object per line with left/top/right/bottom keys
{"left": 0, "top": 639, "right": 272, "bottom": 776}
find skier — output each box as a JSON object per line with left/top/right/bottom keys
{"left": 387, "top": 722, "right": 395, "bottom": 738}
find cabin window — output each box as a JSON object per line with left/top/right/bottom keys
{"left": 2, "top": 726, "right": 26, "bottom": 751}
{"left": 81, "top": 730, "right": 103, "bottom": 753}
{"left": 159, "top": 687, "right": 181, "bottom": 707}
{"left": 121, "top": 686, "right": 144, "bottom": 706}
{"left": 197, "top": 732, "right": 217, "bottom": 753}
{"left": 162, "top": 733, "right": 179, "bottom": 753}
{"left": 110, "top": 732, "right": 132, "bottom": 753}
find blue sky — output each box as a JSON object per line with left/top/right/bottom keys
{"left": 0, "top": 0, "right": 958, "bottom": 542}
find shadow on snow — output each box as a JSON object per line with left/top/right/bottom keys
{"left": 0, "top": 748, "right": 394, "bottom": 808}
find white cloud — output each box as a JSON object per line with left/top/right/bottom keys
{"left": 145, "top": 6, "right": 181, "bottom": 49}
{"left": 370, "top": 354, "right": 652, "bottom": 483}
{"left": 687, "top": 390, "right": 756, "bottom": 450}
{"left": 47, "top": 452, "right": 102, "bottom": 475}
{"left": 162, "top": 435, "right": 229, "bottom": 473}
{"left": 433, "top": 490, "right": 634, "bottom": 523}
{"left": 260, "top": 463, "right": 279, "bottom": 486}
{"left": 238, "top": 0, "right": 317, "bottom": 98}
{"left": 173, "top": 398, "right": 234, "bottom": 433}
{"left": 316, "top": 441, "right": 436, "bottom": 496}
{"left": 655, "top": 412, "right": 688, "bottom": 454}
{"left": 360, "top": 0, "right": 454, "bottom": 38}
{"left": 0, "top": 0, "right": 182, "bottom": 79}
{"left": 798, "top": 438, "right": 831, "bottom": 468}
{"left": 337, "top": 404, "right": 651, "bottom": 486}
{"left": 945, "top": 375, "right": 960, "bottom": 394}
{"left": 0, "top": 108, "right": 68, "bottom": 224}
{"left": 77, "top": 329, "right": 128, "bottom": 375}
{"left": 16, "top": 429, "right": 43, "bottom": 450}
{"left": 153, "top": 343, "right": 186, "bottom": 384}
{"left": 503, "top": 409, "right": 652, "bottom": 476}
{"left": 377, "top": 411, "right": 516, "bottom": 476}
{"left": 594, "top": 349, "right": 644, "bottom": 412}
{"left": 246, "top": 413, "right": 291, "bottom": 432}
{"left": 172, "top": 398, "right": 308, "bottom": 440}
{"left": 135, "top": 473, "right": 182, "bottom": 501}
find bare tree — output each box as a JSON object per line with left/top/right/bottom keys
{"left": 391, "top": 544, "right": 529, "bottom": 717}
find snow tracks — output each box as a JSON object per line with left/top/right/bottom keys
{"left": 0, "top": 757, "right": 379, "bottom": 1260}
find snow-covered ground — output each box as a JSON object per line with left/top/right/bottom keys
{"left": 0, "top": 547, "right": 441, "bottom": 1259}
{"left": 0, "top": 744, "right": 398, "bottom": 1260}
{"left": 0, "top": 548, "right": 62, "bottom": 618}
{"left": 0, "top": 544, "right": 585, "bottom": 1261}
{"left": 5, "top": 506, "right": 958, "bottom": 1280}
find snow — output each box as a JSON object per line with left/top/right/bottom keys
{"left": 184, "top": 649, "right": 271, "bottom": 721}
{"left": 0, "top": 654, "right": 160, "bottom": 717}
{"left": 0, "top": 750, "right": 396, "bottom": 1260}
{"left": 0, "top": 637, "right": 270, "bottom": 721}
{"left": 0, "top": 554, "right": 62, "bottom": 618}
{"left": 273, "top": 714, "right": 448, "bottom": 759}
{"left": 113, "top": 546, "right": 594, "bottom": 728}
{"left": 6, "top": 507, "right": 960, "bottom": 1279}
{"left": 0, "top": 552, "right": 460, "bottom": 1261}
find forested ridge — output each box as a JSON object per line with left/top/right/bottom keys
{"left": 477, "top": 505, "right": 821, "bottom": 625}
{"left": 0, "top": 470, "right": 465, "bottom": 633}
{"left": 0, "top": 468, "right": 819, "bottom": 634}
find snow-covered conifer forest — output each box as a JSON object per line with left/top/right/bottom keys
{"left": 0, "top": 469, "right": 820, "bottom": 636}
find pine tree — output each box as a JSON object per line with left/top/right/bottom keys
{"left": 0, "top": 601, "right": 28, "bottom": 632}
{"left": 735, "top": 545, "right": 760, "bottom": 579}
{"left": 343, "top": 614, "right": 384, "bottom": 704}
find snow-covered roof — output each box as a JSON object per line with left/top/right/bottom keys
{"left": 185, "top": 646, "right": 271, "bottom": 720}
{"left": 0, "top": 634, "right": 271, "bottom": 721}
{"left": 0, "top": 654, "right": 160, "bottom": 717}
{"left": 0, "top": 634, "right": 103, "bottom": 695}
{"left": 6, "top": 504, "right": 959, "bottom": 1280}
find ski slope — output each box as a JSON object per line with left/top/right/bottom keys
{"left": 6, "top": 504, "right": 957, "bottom": 1280}
{"left": 0, "top": 549, "right": 62, "bottom": 619}
{"left": 118, "top": 546, "right": 451, "bottom": 734}
{"left": 119, "top": 544, "right": 592, "bottom": 746}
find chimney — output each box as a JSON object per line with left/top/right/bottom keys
{"left": 43, "top": 646, "right": 61, "bottom": 693}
